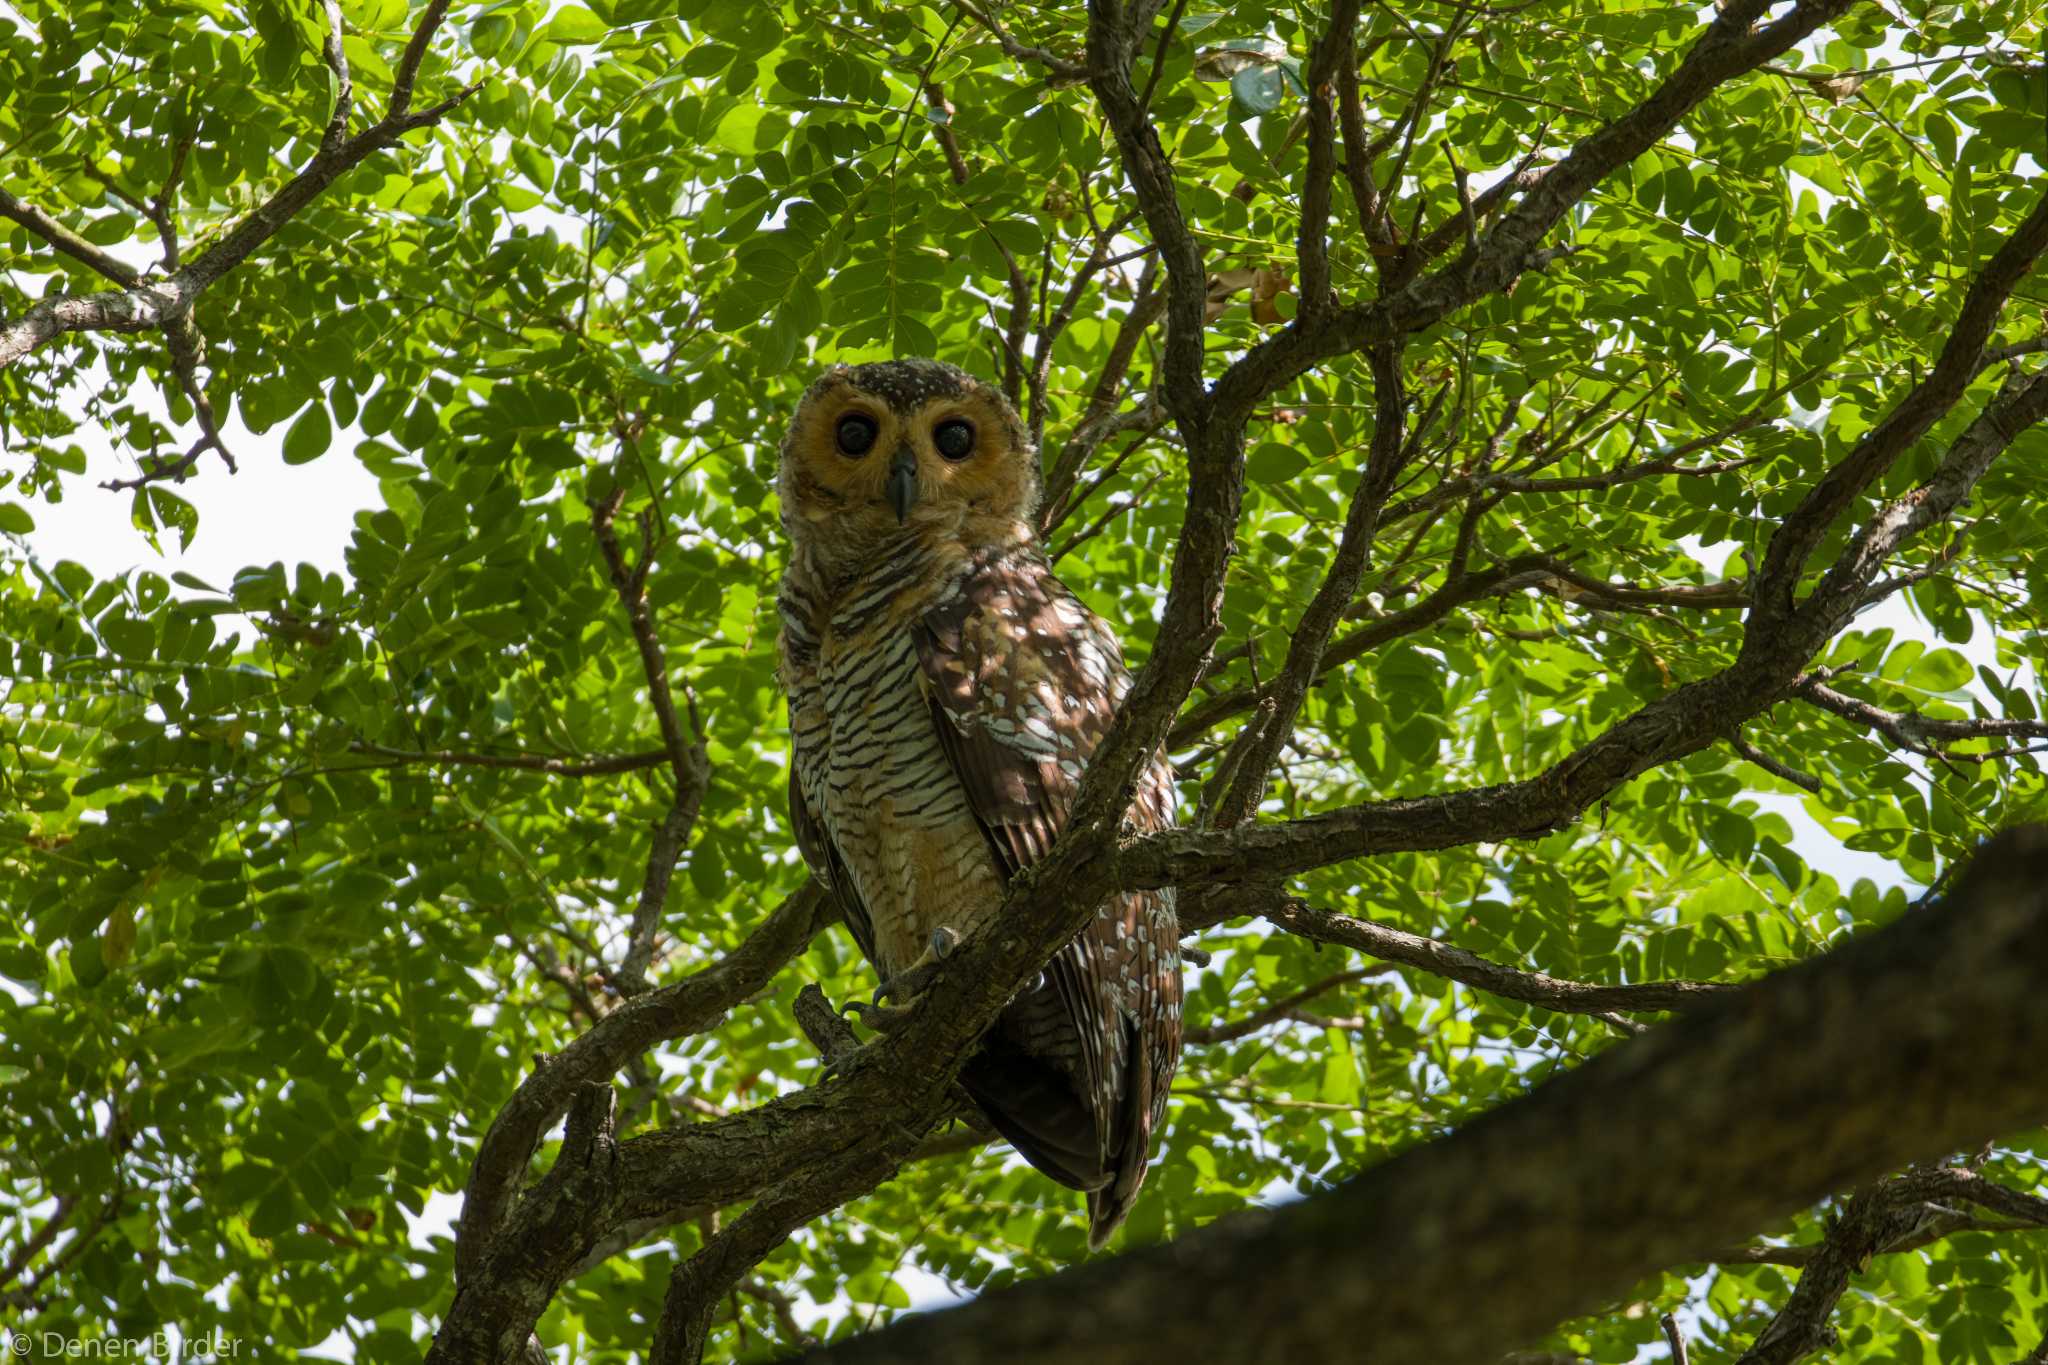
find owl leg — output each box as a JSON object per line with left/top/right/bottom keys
{"left": 842, "top": 928, "right": 961, "bottom": 1032}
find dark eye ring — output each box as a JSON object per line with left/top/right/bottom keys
{"left": 933, "top": 419, "right": 975, "bottom": 461}
{"left": 835, "top": 413, "right": 878, "bottom": 457}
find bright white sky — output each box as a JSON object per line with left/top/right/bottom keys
{"left": 25, "top": 371, "right": 383, "bottom": 589}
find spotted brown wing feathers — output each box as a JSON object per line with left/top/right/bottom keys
{"left": 914, "top": 546, "right": 1182, "bottom": 1245}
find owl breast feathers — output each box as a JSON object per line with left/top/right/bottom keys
{"left": 774, "top": 359, "right": 1182, "bottom": 1249}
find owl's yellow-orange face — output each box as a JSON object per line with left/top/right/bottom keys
{"left": 778, "top": 360, "right": 1038, "bottom": 554}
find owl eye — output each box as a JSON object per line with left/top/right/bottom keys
{"left": 933, "top": 419, "right": 976, "bottom": 461}
{"left": 835, "top": 414, "right": 878, "bottom": 457}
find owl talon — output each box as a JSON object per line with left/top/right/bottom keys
{"left": 888, "top": 951, "right": 947, "bottom": 1005}
{"left": 841, "top": 996, "right": 917, "bottom": 1032}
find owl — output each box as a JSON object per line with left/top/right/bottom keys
{"left": 774, "top": 358, "right": 1183, "bottom": 1249}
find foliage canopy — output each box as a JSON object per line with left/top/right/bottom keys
{"left": 3, "top": 0, "right": 2047, "bottom": 1360}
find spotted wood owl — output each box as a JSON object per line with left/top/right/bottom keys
{"left": 774, "top": 358, "right": 1182, "bottom": 1249}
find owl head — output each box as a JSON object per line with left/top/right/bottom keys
{"left": 777, "top": 360, "right": 1038, "bottom": 562}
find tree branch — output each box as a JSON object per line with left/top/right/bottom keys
{"left": 1794, "top": 363, "right": 2048, "bottom": 645}
{"left": 1128, "top": 342, "right": 2047, "bottom": 892}
{"left": 318, "top": 0, "right": 355, "bottom": 152}
{"left": 1732, "top": 1166, "right": 2048, "bottom": 1365}
{"left": 1211, "top": 885, "right": 1739, "bottom": 1018}
{"left": 0, "top": 0, "right": 476, "bottom": 371}
{"left": 1087, "top": 0, "right": 1213, "bottom": 432}
{"left": 951, "top": 0, "right": 1087, "bottom": 81}
{"left": 1293, "top": 0, "right": 1363, "bottom": 315}
{"left": 345, "top": 740, "right": 671, "bottom": 777}
{"left": 1169, "top": 552, "right": 1561, "bottom": 745}
{"left": 1207, "top": 0, "right": 1865, "bottom": 428}
{"left": 1754, "top": 186, "right": 2048, "bottom": 625}
{"left": 1210, "top": 345, "right": 1409, "bottom": 826}
{"left": 1728, "top": 735, "right": 1824, "bottom": 794}
{"left": 591, "top": 485, "right": 713, "bottom": 994}
{"left": 1183, "top": 966, "right": 1387, "bottom": 1045}
{"left": 447, "top": 882, "right": 830, "bottom": 1294}
{"left": 0, "top": 187, "right": 141, "bottom": 287}
{"left": 1790, "top": 675, "right": 2048, "bottom": 761}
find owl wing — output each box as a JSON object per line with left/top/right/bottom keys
{"left": 913, "top": 545, "right": 1181, "bottom": 1247}
{"left": 786, "top": 766, "right": 877, "bottom": 965}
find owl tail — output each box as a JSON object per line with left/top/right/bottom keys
{"left": 1085, "top": 1017, "right": 1155, "bottom": 1250}
{"left": 958, "top": 1045, "right": 1111, "bottom": 1194}
{"left": 960, "top": 1013, "right": 1157, "bottom": 1252}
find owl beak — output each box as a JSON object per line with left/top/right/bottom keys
{"left": 885, "top": 446, "right": 919, "bottom": 524}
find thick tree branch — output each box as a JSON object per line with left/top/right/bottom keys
{"left": 1336, "top": 47, "right": 1400, "bottom": 257}
{"left": 1293, "top": 0, "right": 1362, "bottom": 314}
{"left": 0, "top": 285, "right": 184, "bottom": 368}
{"left": 1731, "top": 1186, "right": 1914, "bottom": 1360}
{"left": 1984, "top": 336, "right": 2048, "bottom": 369}
{"left": 1087, "top": 0, "right": 1212, "bottom": 432}
{"left": 1795, "top": 363, "right": 2048, "bottom": 643}
{"left": 790, "top": 827, "right": 2048, "bottom": 1364}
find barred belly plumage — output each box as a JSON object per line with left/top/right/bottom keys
{"left": 797, "top": 562, "right": 1006, "bottom": 980}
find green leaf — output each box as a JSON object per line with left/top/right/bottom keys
{"left": 1230, "top": 63, "right": 1285, "bottom": 116}
{"left": 470, "top": 12, "right": 513, "bottom": 58}
{"left": 1320, "top": 1028, "right": 1361, "bottom": 1106}
{"left": 1906, "top": 647, "right": 1972, "bottom": 694}
{"left": 547, "top": 6, "right": 607, "bottom": 44}
{"left": 148, "top": 488, "right": 198, "bottom": 551}
{"left": 283, "top": 402, "right": 333, "bottom": 465}
{"left": 1247, "top": 443, "right": 1308, "bottom": 483}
